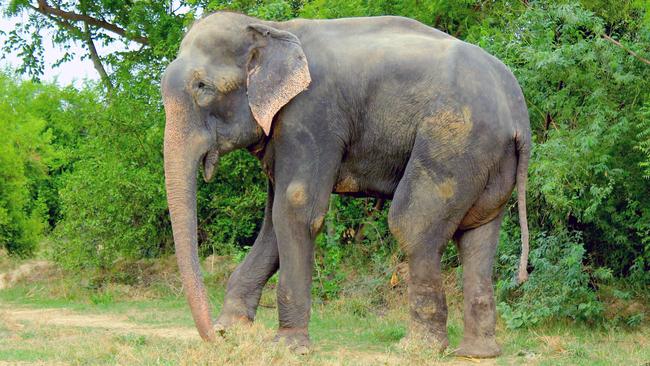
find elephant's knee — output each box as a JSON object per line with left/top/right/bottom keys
{"left": 409, "top": 283, "right": 447, "bottom": 324}
{"left": 286, "top": 180, "right": 308, "bottom": 209}
{"left": 284, "top": 180, "right": 325, "bottom": 229}
{"left": 388, "top": 208, "right": 414, "bottom": 252}
{"left": 468, "top": 294, "right": 495, "bottom": 319}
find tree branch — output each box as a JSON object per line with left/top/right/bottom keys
{"left": 603, "top": 34, "right": 650, "bottom": 66}
{"left": 33, "top": 0, "right": 149, "bottom": 45}
{"left": 27, "top": 4, "right": 114, "bottom": 89}
{"left": 83, "top": 23, "right": 113, "bottom": 90}
{"left": 28, "top": 5, "right": 82, "bottom": 37}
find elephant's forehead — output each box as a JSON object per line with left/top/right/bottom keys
{"left": 179, "top": 14, "right": 249, "bottom": 61}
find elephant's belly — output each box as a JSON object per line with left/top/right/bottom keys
{"left": 333, "top": 115, "right": 416, "bottom": 198}
{"left": 332, "top": 160, "right": 405, "bottom": 199}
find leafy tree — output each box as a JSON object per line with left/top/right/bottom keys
{"left": 4, "top": 0, "right": 187, "bottom": 88}
{"left": 0, "top": 74, "right": 58, "bottom": 255}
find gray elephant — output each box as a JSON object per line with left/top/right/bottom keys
{"left": 161, "top": 11, "right": 530, "bottom": 358}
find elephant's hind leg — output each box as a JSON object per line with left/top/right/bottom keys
{"left": 388, "top": 140, "right": 481, "bottom": 351}
{"left": 454, "top": 213, "right": 504, "bottom": 358}
{"left": 452, "top": 142, "right": 516, "bottom": 357}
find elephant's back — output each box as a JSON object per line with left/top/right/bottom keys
{"left": 286, "top": 17, "right": 463, "bottom": 70}
{"left": 286, "top": 17, "right": 512, "bottom": 109}
{"left": 281, "top": 15, "right": 454, "bottom": 41}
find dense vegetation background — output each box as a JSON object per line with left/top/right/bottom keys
{"left": 1, "top": 0, "right": 648, "bottom": 329}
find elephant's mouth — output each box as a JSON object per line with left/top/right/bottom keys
{"left": 202, "top": 147, "right": 220, "bottom": 182}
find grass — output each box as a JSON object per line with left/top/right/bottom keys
{"left": 0, "top": 258, "right": 648, "bottom": 365}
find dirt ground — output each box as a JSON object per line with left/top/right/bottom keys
{"left": 1, "top": 307, "right": 198, "bottom": 340}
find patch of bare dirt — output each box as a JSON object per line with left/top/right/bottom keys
{"left": 0, "top": 261, "right": 58, "bottom": 290}
{"left": 0, "top": 307, "right": 198, "bottom": 340}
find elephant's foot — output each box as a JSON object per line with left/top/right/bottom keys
{"left": 401, "top": 324, "right": 449, "bottom": 353}
{"left": 214, "top": 295, "right": 257, "bottom": 335}
{"left": 454, "top": 337, "right": 501, "bottom": 358}
{"left": 400, "top": 335, "right": 449, "bottom": 354}
{"left": 213, "top": 311, "right": 252, "bottom": 335}
{"left": 274, "top": 328, "right": 310, "bottom": 355}
{"left": 405, "top": 282, "right": 449, "bottom": 353}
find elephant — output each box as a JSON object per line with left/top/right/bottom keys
{"left": 161, "top": 11, "right": 531, "bottom": 358}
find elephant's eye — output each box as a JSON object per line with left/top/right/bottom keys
{"left": 195, "top": 79, "right": 213, "bottom": 92}
{"left": 194, "top": 80, "right": 216, "bottom": 107}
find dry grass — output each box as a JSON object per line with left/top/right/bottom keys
{"left": 3, "top": 298, "right": 648, "bottom": 365}
{"left": 0, "top": 256, "right": 648, "bottom": 365}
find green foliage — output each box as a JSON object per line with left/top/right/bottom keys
{"left": 313, "top": 197, "right": 397, "bottom": 302}
{"left": 50, "top": 82, "right": 171, "bottom": 269}
{"left": 300, "top": 0, "right": 500, "bottom": 36}
{"left": 0, "top": 73, "right": 84, "bottom": 256}
{"left": 0, "top": 85, "right": 45, "bottom": 255}
{"left": 637, "top": 101, "right": 650, "bottom": 178}
{"left": 198, "top": 151, "right": 267, "bottom": 256}
{"left": 498, "top": 231, "right": 604, "bottom": 328}
{"left": 4, "top": 0, "right": 186, "bottom": 85}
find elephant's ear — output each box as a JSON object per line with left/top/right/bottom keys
{"left": 246, "top": 24, "right": 311, "bottom": 136}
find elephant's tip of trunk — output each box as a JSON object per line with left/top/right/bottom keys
{"left": 203, "top": 169, "right": 215, "bottom": 183}
{"left": 200, "top": 326, "right": 218, "bottom": 342}
{"left": 202, "top": 148, "right": 220, "bottom": 182}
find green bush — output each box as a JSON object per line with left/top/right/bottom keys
{"left": 498, "top": 231, "right": 604, "bottom": 328}
{"left": 0, "top": 108, "right": 47, "bottom": 256}
{"left": 476, "top": 0, "right": 650, "bottom": 324}
{"left": 197, "top": 150, "right": 267, "bottom": 256}
{"left": 50, "top": 81, "right": 170, "bottom": 269}
{"left": 0, "top": 74, "right": 65, "bottom": 256}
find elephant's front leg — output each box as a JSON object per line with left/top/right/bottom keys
{"left": 216, "top": 182, "right": 279, "bottom": 331}
{"left": 271, "top": 177, "right": 331, "bottom": 353}
{"left": 267, "top": 118, "right": 342, "bottom": 352}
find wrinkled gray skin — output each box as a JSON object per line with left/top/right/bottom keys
{"left": 162, "top": 12, "right": 530, "bottom": 358}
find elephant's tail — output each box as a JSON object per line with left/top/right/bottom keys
{"left": 515, "top": 130, "right": 531, "bottom": 285}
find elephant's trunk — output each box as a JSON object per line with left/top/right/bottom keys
{"left": 163, "top": 96, "right": 215, "bottom": 341}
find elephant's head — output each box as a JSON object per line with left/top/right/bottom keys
{"left": 161, "top": 12, "right": 310, "bottom": 341}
